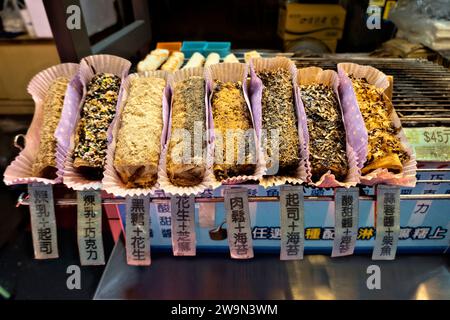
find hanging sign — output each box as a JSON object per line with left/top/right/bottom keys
{"left": 332, "top": 187, "right": 359, "bottom": 257}
{"left": 372, "top": 185, "right": 401, "bottom": 260}
{"left": 28, "top": 183, "right": 58, "bottom": 259}
{"left": 171, "top": 195, "right": 196, "bottom": 256}
{"left": 125, "top": 195, "right": 151, "bottom": 266}
{"left": 280, "top": 185, "right": 304, "bottom": 260}
{"left": 224, "top": 187, "right": 254, "bottom": 259}
{"left": 77, "top": 190, "right": 105, "bottom": 265}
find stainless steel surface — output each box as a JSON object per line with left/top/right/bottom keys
{"left": 16, "top": 192, "right": 450, "bottom": 206}
{"left": 94, "top": 239, "right": 450, "bottom": 300}
{"left": 293, "top": 57, "right": 450, "bottom": 126}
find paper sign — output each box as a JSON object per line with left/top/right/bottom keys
{"left": 224, "top": 188, "right": 254, "bottom": 259}
{"left": 171, "top": 195, "right": 196, "bottom": 256}
{"left": 28, "top": 183, "right": 58, "bottom": 259}
{"left": 404, "top": 127, "right": 450, "bottom": 162}
{"left": 125, "top": 196, "right": 151, "bottom": 266}
{"left": 77, "top": 190, "right": 105, "bottom": 265}
{"left": 372, "top": 185, "right": 401, "bottom": 260}
{"left": 280, "top": 185, "right": 304, "bottom": 260}
{"left": 332, "top": 187, "right": 359, "bottom": 257}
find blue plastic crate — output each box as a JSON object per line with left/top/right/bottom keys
{"left": 181, "top": 41, "right": 207, "bottom": 58}
{"left": 205, "top": 42, "right": 231, "bottom": 58}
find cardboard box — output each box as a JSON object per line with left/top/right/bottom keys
{"left": 278, "top": 3, "right": 346, "bottom": 40}
{"left": 0, "top": 38, "right": 60, "bottom": 101}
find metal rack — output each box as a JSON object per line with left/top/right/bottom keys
{"left": 16, "top": 169, "right": 450, "bottom": 206}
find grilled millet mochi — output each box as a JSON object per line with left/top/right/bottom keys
{"left": 167, "top": 76, "right": 206, "bottom": 187}
{"left": 258, "top": 68, "right": 300, "bottom": 176}
{"left": 32, "top": 76, "right": 70, "bottom": 179}
{"left": 114, "top": 76, "right": 166, "bottom": 188}
{"left": 211, "top": 80, "right": 256, "bottom": 180}
{"left": 350, "top": 76, "right": 409, "bottom": 174}
{"left": 73, "top": 73, "right": 121, "bottom": 180}
{"left": 299, "top": 83, "right": 348, "bottom": 181}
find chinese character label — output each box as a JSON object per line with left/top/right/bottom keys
{"left": 280, "top": 186, "right": 304, "bottom": 260}
{"left": 332, "top": 187, "right": 359, "bottom": 257}
{"left": 372, "top": 185, "right": 400, "bottom": 260}
{"left": 77, "top": 190, "right": 104, "bottom": 265}
{"left": 224, "top": 188, "right": 254, "bottom": 259}
{"left": 125, "top": 195, "right": 151, "bottom": 266}
{"left": 28, "top": 183, "right": 58, "bottom": 259}
{"left": 155, "top": 198, "right": 172, "bottom": 238}
{"left": 170, "top": 195, "right": 196, "bottom": 256}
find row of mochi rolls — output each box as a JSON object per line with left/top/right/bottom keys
{"left": 19, "top": 56, "right": 411, "bottom": 193}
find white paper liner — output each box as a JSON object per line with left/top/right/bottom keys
{"left": 249, "top": 57, "right": 308, "bottom": 187}
{"left": 103, "top": 71, "right": 171, "bottom": 197}
{"left": 297, "top": 67, "right": 360, "bottom": 188}
{"left": 337, "top": 62, "right": 417, "bottom": 187}
{"left": 4, "top": 63, "right": 79, "bottom": 186}
{"left": 205, "top": 62, "right": 266, "bottom": 187}
{"left": 57, "top": 54, "right": 131, "bottom": 191}
{"left": 158, "top": 67, "right": 215, "bottom": 195}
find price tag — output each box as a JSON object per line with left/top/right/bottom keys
{"left": 125, "top": 195, "right": 151, "bottom": 266}
{"left": 372, "top": 185, "right": 401, "bottom": 260}
{"left": 404, "top": 127, "right": 450, "bottom": 162}
{"left": 224, "top": 188, "right": 254, "bottom": 259}
{"left": 28, "top": 183, "right": 58, "bottom": 259}
{"left": 280, "top": 185, "right": 304, "bottom": 260}
{"left": 171, "top": 195, "right": 196, "bottom": 256}
{"left": 77, "top": 190, "right": 105, "bottom": 265}
{"left": 332, "top": 187, "right": 359, "bottom": 257}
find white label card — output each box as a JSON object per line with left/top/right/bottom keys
{"left": 171, "top": 195, "right": 196, "bottom": 256}
{"left": 280, "top": 185, "right": 304, "bottom": 260}
{"left": 125, "top": 195, "right": 151, "bottom": 266}
{"left": 332, "top": 187, "right": 360, "bottom": 257}
{"left": 77, "top": 190, "right": 105, "bottom": 265}
{"left": 28, "top": 183, "right": 58, "bottom": 259}
{"left": 372, "top": 185, "right": 401, "bottom": 260}
{"left": 224, "top": 188, "right": 254, "bottom": 259}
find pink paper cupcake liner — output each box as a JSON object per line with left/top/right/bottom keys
{"left": 337, "top": 62, "right": 417, "bottom": 187}
{"left": 297, "top": 66, "right": 362, "bottom": 188}
{"left": 103, "top": 71, "right": 171, "bottom": 197}
{"left": 56, "top": 54, "right": 131, "bottom": 191}
{"left": 249, "top": 57, "right": 308, "bottom": 187}
{"left": 4, "top": 63, "right": 79, "bottom": 186}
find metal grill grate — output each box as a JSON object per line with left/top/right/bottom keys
{"left": 293, "top": 57, "right": 450, "bottom": 127}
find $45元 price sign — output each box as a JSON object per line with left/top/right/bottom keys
{"left": 404, "top": 127, "right": 450, "bottom": 162}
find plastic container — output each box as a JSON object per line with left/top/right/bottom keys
{"left": 205, "top": 42, "right": 231, "bottom": 57}
{"left": 156, "top": 42, "right": 182, "bottom": 53}
{"left": 181, "top": 41, "right": 207, "bottom": 58}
